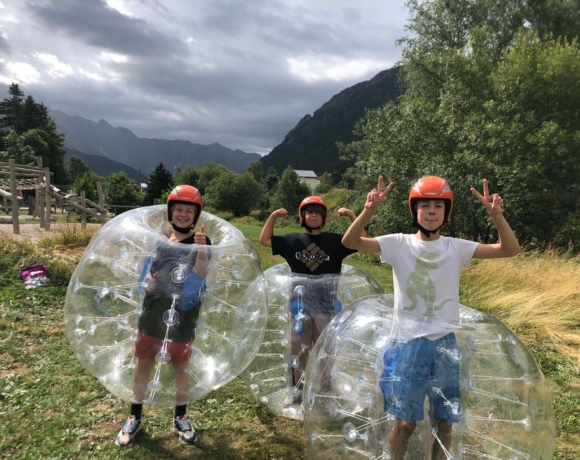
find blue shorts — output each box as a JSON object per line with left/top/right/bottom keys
{"left": 379, "top": 333, "right": 460, "bottom": 422}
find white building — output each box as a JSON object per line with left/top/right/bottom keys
{"left": 295, "top": 170, "right": 320, "bottom": 190}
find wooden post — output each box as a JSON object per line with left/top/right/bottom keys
{"left": 96, "top": 182, "right": 106, "bottom": 225}
{"left": 36, "top": 157, "right": 45, "bottom": 229}
{"left": 44, "top": 167, "right": 51, "bottom": 231}
{"left": 80, "top": 190, "right": 87, "bottom": 229}
{"left": 28, "top": 196, "right": 34, "bottom": 215}
{"left": 9, "top": 159, "right": 19, "bottom": 235}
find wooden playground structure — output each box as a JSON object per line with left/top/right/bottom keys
{"left": 0, "top": 157, "right": 107, "bottom": 235}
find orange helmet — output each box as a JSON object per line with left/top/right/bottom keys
{"left": 408, "top": 176, "right": 454, "bottom": 223}
{"left": 299, "top": 196, "right": 328, "bottom": 225}
{"left": 167, "top": 185, "right": 204, "bottom": 226}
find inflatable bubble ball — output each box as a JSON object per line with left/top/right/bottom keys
{"left": 64, "top": 206, "right": 267, "bottom": 407}
{"left": 242, "top": 262, "right": 384, "bottom": 420}
{"left": 304, "top": 295, "right": 555, "bottom": 460}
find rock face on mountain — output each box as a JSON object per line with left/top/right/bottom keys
{"left": 260, "top": 67, "right": 401, "bottom": 179}
{"left": 51, "top": 110, "right": 261, "bottom": 175}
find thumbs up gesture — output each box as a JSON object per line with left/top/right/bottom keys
{"left": 194, "top": 225, "right": 207, "bottom": 245}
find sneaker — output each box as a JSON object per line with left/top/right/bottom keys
{"left": 173, "top": 415, "right": 197, "bottom": 444}
{"left": 282, "top": 393, "right": 303, "bottom": 408}
{"left": 115, "top": 415, "right": 142, "bottom": 447}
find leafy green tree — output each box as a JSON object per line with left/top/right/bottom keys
{"left": 0, "top": 131, "right": 35, "bottom": 165}
{"left": 145, "top": 162, "right": 174, "bottom": 204}
{"left": 67, "top": 156, "right": 90, "bottom": 184}
{"left": 342, "top": 0, "right": 580, "bottom": 244}
{"left": 73, "top": 172, "right": 100, "bottom": 202}
{"left": 206, "top": 172, "right": 264, "bottom": 217}
{"left": 22, "top": 125, "right": 67, "bottom": 184}
{"left": 196, "top": 162, "right": 231, "bottom": 195}
{"left": 314, "top": 172, "right": 334, "bottom": 194}
{"left": 104, "top": 171, "right": 143, "bottom": 214}
{"left": 481, "top": 33, "right": 580, "bottom": 244}
{"left": 274, "top": 168, "right": 311, "bottom": 214}
{"left": 246, "top": 161, "right": 265, "bottom": 184}
{"left": 174, "top": 165, "right": 201, "bottom": 188}
{"left": 265, "top": 167, "right": 279, "bottom": 191}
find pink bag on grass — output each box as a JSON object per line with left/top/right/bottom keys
{"left": 19, "top": 264, "right": 49, "bottom": 289}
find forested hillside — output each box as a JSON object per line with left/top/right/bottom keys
{"left": 260, "top": 67, "right": 401, "bottom": 179}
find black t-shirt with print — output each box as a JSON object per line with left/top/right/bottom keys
{"left": 271, "top": 232, "right": 356, "bottom": 275}
{"left": 139, "top": 233, "right": 211, "bottom": 342}
{"left": 271, "top": 232, "right": 356, "bottom": 315}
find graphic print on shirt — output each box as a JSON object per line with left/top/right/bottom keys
{"left": 404, "top": 251, "right": 453, "bottom": 317}
{"left": 295, "top": 242, "right": 330, "bottom": 272}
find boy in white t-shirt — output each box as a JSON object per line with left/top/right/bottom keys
{"left": 342, "top": 176, "right": 521, "bottom": 460}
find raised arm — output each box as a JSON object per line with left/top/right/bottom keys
{"left": 260, "top": 209, "right": 287, "bottom": 248}
{"left": 471, "top": 179, "right": 521, "bottom": 259}
{"left": 336, "top": 207, "right": 367, "bottom": 238}
{"left": 342, "top": 176, "right": 394, "bottom": 253}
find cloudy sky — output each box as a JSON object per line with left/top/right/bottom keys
{"left": 0, "top": 0, "right": 408, "bottom": 154}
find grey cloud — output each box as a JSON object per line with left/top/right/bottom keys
{"left": 7, "top": 0, "right": 407, "bottom": 155}
{"left": 192, "top": 0, "right": 401, "bottom": 58}
{"left": 0, "top": 35, "right": 10, "bottom": 55}
{"left": 25, "top": 0, "right": 187, "bottom": 57}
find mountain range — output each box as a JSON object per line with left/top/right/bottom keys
{"left": 52, "top": 110, "right": 261, "bottom": 176}
{"left": 53, "top": 66, "right": 402, "bottom": 182}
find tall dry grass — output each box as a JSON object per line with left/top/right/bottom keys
{"left": 37, "top": 222, "right": 98, "bottom": 248}
{"left": 461, "top": 251, "right": 580, "bottom": 363}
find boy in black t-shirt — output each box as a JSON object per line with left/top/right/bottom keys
{"left": 260, "top": 196, "right": 365, "bottom": 407}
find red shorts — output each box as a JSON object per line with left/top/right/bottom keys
{"left": 134, "top": 331, "right": 193, "bottom": 363}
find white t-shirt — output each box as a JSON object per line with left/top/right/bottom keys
{"left": 376, "top": 234, "right": 479, "bottom": 340}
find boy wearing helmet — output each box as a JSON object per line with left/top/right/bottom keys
{"left": 116, "top": 185, "right": 211, "bottom": 447}
{"left": 260, "top": 197, "right": 365, "bottom": 407}
{"left": 342, "top": 176, "right": 520, "bottom": 460}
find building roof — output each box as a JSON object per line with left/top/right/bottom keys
{"left": 294, "top": 170, "right": 318, "bottom": 178}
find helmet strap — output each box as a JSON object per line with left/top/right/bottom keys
{"left": 302, "top": 222, "right": 324, "bottom": 233}
{"left": 171, "top": 222, "right": 194, "bottom": 234}
{"left": 412, "top": 221, "right": 444, "bottom": 238}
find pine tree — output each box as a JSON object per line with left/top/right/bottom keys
{"left": 145, "top": 162, "right": 174, "bottom": 204}
{"left": 0, "top": 84, "right": 67, "bottom": 184}
{"left": 0, "top": 83, "right": 24, "bottom": 132}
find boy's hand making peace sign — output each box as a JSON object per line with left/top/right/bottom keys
{"left": 365, "top": 176, "right": 395, "bottom": 213}
{"left": 471, "top": 179, "right": 504, "bottom": 219}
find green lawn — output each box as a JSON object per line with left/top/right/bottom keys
{"left": 0, "top": 223, "right": 576, "bottom": 459}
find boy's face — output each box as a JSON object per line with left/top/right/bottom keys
{"left": 415, "top": 199, "right": 445, "bottom": 230}
{"left": 172, "top": 203, "right": 198, "bottom": 228}
{"left": 303, "top": 207, "right": 324, "bottom": 228}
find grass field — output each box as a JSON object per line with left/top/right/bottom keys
{"left": 0, "top": 222, "right": 578, "bottom": 459}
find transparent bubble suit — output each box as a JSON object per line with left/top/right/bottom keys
{"left": 64, "top": 206, "right": 267, "bottom": 406}
{"left": 304, "top": 295, "right": 555, "bottom": 460}
{"left": 242, "top": 262, "right": 384, "bottom": 420}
